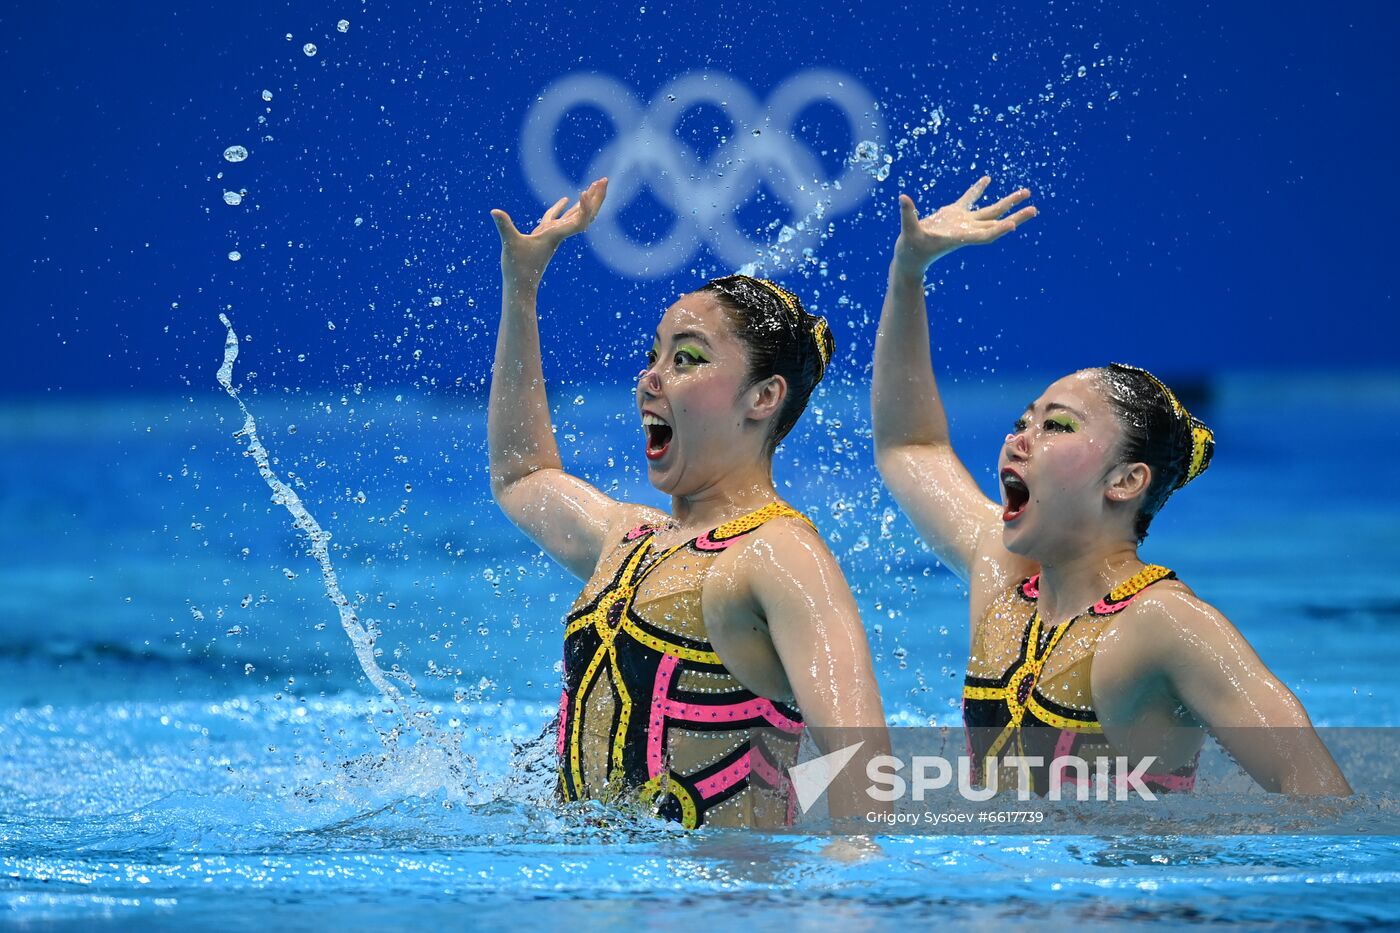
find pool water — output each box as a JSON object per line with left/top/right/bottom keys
{"left": 2, "top": 371, "right": 1398, "bottom": 929}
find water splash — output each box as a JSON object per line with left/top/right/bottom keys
{"left": 215, "top": 313, "right": 474, "bottom": 795}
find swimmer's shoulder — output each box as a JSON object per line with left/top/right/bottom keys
{"left": 742, "top": 507, "right": 833, "bottom": 561}
{"left": 709, "top": 508, "right": 839, "bottom": 598}
{"left": 1100, "top": 577, "right": 1246, "bottom": 671}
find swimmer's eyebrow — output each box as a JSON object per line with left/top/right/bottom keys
{"left": 1023, "top": 401, "right": 1089, "bottom": 420}
{"left": 653, "top": 329, "right": 713, "bottom": 347}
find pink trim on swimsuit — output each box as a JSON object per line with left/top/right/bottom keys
{"left": 695, "top": 757, "right": 751, "bottom": 799}
{"left": 647, "top": 650, "right": 803, "bottom": 806}
{"left": 749, "top": 742, "right": 785, "bottom": 787}
{"left": 663, "top": 696, "right": 803, "bottom": 732}
{"left": 1053, "top": 729, "right": 1076, "bottom": 761}
{"left": 692, "top": 531, "right": 733, "bottom": 551}
{"left": 749, "top": 740, "right": 797, "bottom": 823}
{"left": 557, "top": 688, "right": 569, "bottom": 759}
{"left": 1092, "top": 595, "right": 1137, "bottom": 614}
{"left": 648, "top": 654, "right": 682, "bottom": 778}
{"left": 648, "top": 653, "right": 804, "bottom": 776}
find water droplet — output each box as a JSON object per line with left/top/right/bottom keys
{"left": 223, "top": 191, "right": 243, "bottom": 206}
{"left": 244, "top": 663, "right": 256, "bottom": 675}
{"left": 404, "top": 482, "right": 413, "bottom": 492}
{"left": 227, "top": 250, "right": 242, "bottom": 262}
{"left": 303, "top": 43, "right": 318, "bottom": 57}
{"left": 353, "top": 217, "right": 364, "bottom": 226}
{"left": 337, "top": 19, "right": 350, "bottom": 32}
{"left": 326, "top": 320, "right": 337, "bottom": 330}
{"left": 223, "top": 145, "right": 249, "bottom": 163}
{"left": 1076, "top": 65, "right": 1088, "bottom": 78}
{"left": 429, "top": 295, "right": 443, "bottom": 307}
{"left": 261, "top": 89, "right": 273, "bottom": 102}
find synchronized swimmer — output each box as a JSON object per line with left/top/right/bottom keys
{"left": 488, "top": 174, "right": 1350, "bottom": 830}
{"left": 488, "top": 179, "right": 886, "bottom": 829}
{"left": 871, "top": 177, "right": 1350, "bottom": 797}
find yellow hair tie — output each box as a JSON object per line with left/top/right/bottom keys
{"left": 753, "top": 278, "right": 800, "bottom": 317}
{"left": 751, "top": 277, "right": 829, "bottom": 377}
{"left": 810, "top": 317, "right": 831, "bottom": 373}
{"left": 1185, "top": 422, "right": 1213, "bottom": 485}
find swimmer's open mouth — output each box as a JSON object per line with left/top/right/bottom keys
{"left": 642, "top": 412, "right": 672, "bottom": 461}
{"left": 1001, "top": 468, "right": 1029, "bottom": 522}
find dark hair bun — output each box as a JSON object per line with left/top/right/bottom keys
{"left": 699, "top": 275, "right": 833, "bottom": 450}
{"left": 1098, "top": 363, "right": 1215, "bottom": 541}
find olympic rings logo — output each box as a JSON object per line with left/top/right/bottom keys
{"left": 520, "top": 70, "right": 887, "bottom": 278}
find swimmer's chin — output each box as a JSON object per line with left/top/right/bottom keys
{"left": 1000, "top": 524, "right": 1036, "bottom": 557}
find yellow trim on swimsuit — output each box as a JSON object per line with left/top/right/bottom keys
{"left": 559, "top": 501, "right": 811, "bottom": 824}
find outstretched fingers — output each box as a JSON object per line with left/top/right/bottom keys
{"left": 974, "top": 188, "right": 1032, "bottom": 220}
{"left": 1003, "top": 204, "right": 1038, "bottom": 229}
{"left": 956, "top": 175, "right": 993, "bottom": 209}
{"left": 972, "top": 205, "right": 1038, "bottom": 244}
{"left": 580, "top": 177, "right": 608, "bottom": 218}
{"left": 541, "top": 196, "right": 571, "bottom": 223}
{"left": 552, "top": 178, "right": 609, "bottom": 232}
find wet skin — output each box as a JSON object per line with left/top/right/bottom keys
{"left": 871, "top": 177, "right": 1349, "bottom": 794}
{"left": 487, "top": 178, "right": 887, "bottom": 819}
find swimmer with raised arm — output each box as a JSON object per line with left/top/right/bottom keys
{"left": 871, "top": 177, "right": 1349, "bottom": 796}
{"left": 488, "top": 179, "right": 887, "bottom": 828}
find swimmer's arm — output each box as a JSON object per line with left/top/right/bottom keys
{"left": 1124, "top": 592, "right": 1352, "bottom": 796}
{"left": 488, "top": 179, "right": 631, "bottom": 579}
{"left": 748, "top": 521, "right": 891, "bottom": 822}
{"left": 872, "top": 178, "right": 1036, "bottom": 584}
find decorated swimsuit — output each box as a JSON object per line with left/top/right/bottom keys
{"left": 962, "top": 565, "right": 1199, "bottom": 795}
{"left": 557, "top": 502, "right": 809, "bottom": 828}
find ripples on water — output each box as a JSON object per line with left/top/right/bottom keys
{"left": 5, "top": 691, "right": 1400, "bottom": 930}
{"left": 3, "top": 374, "right": 1399, "bottom": 928}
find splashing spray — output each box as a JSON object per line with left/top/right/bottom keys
{"left": 216, "top": 313, "right": 474, "bottom": 791}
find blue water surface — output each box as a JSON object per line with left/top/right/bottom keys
{"left": 2, "top": 372, "right": 1399, "bottom": 929}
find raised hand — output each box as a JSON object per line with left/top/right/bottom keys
{"left": 893, "top": 176, "right": 1037, "bottom": 274}
{"left": 490, "top": 177, "right": 609, "bottom": 285}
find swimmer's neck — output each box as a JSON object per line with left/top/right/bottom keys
{"left": 1033, "top": 540, "right": 1144, "bottom": 626}
{"left": 667, "top": 463, "right": 780, "bottom": 532}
